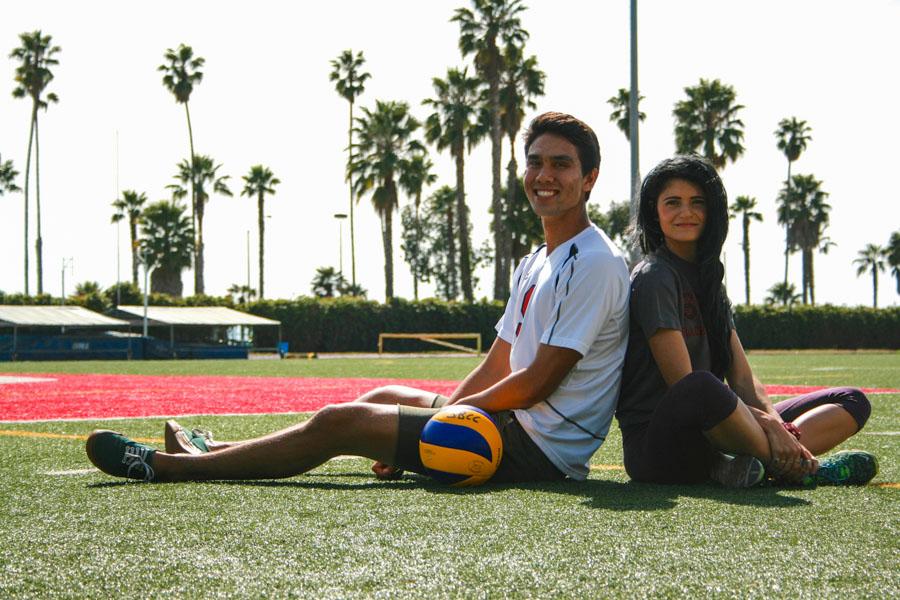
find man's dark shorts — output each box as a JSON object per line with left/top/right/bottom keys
{"left": 393, "top": 395, "right": 565, "bottom": 483}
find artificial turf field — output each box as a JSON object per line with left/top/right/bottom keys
{"left": 0, "top": 352, "right": 897, "bottom": 598}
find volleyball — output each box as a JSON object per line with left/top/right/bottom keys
{"left": 419, "top": 405, "right": 503, "bottom": 487}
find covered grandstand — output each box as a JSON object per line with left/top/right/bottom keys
{"left": 0, "top": 305, "right": 132, "bottom": 360}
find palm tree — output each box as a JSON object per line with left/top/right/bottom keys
{"left": 398, "top": 151, "right": 437, "bottom": 300}
{"left": 139, "top": 200, "right": 195, "bottom": 297}
{"left": 729, "top": 195, "right": 763, "bottom": 305}
{"left": 329, "top": 50, "right": 371, "bottom": 290}
{"left": 311, "top": 266, "right": 348, "bottom": 298}
{"left": 350, "top": 100, "right": 423, "bottom": 300}
{"left": 11, "top": 30, "right": 61, "bottom": 295}
{"left": 158, "top": 44, "right": 205, "bottom": 246}
{"left": 777, "top": 174, "right": 831, "bottom": 305}
{"left": 673, "top": 78, "right": 745, "bottom": 169}
{"left": 499, "top": 44, "right": 544, "bottom": 296}
{"left": 765, "top": 282, "right": 801, "bottom": 307}
{"left": 775, "top": 117, "right": 813, "bottom": 286}
{"left": 110, "top": 190, "right": 148, "bottom": 286}
{"left": 887, "top": 231, "right": 900, "bottom": 295}
{"left": 854, "top": 244, "right": 886, "bottom": 308}
{"left": 423, "top": 67, "right": 485, "bottom": 301}
{"left": 240, "top": 165, "right": 281, "bottom": 299}
{"left": 0, "top": 156, "right": 21, "bottom": 196}
{"left": 227, "top": 283, "right": 257, "bottom": 306}
{"left": 168, "top": 155, "right": 232, "bottom": 295}
{"left": 607, "top": 87, "right": 645, "bottom": 141}
{"left": 453, "top": 0, "right": 528, "bottom": 300}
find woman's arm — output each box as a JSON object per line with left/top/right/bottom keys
{"left": 725, "top": 330, "right": 817, "bottom": 479}
{"left": 647, "top": 328, "right": 694, "bottom": 386}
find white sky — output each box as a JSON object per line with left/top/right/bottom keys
{"left": 1, "top": 0, "right": 898, "bottom": 307}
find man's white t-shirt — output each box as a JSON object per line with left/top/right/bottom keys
{"left": 496, "top": 224, "right": 629, "bottom": 479}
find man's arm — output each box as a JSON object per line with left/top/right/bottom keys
{"left": 449, "top": 337, "right": 513, "bottom": 402}
{"left": 449, "top": 343, "right": 582, "bottom": 413}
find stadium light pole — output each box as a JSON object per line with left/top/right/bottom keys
{"left": 60, "top": 257, "right": 73, "bottom": 306}
{"left": 246, "top": 229, "right": 251, "bottom": 291}
{"left": 141, "top": 248, "right": 153, "bottom": 338}
{"left": 629, "top": 0, "right": 640, "bottom": 220}
{"left": 334, "top": 213, "right": 347, "bottom": 275}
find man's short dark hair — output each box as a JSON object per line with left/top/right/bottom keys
{"left": 523, "top": 112, "right": 601, "bottom": 177}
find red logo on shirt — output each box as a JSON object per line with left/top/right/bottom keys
{"left": 515, "top": 284, "right": 536, "bottom": 337}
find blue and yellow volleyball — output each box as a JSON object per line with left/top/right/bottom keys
{"left": 419, "top": 405, "right": 503, "bottom": 487}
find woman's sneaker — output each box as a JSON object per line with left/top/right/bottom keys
{"left": 164, "top": 420, "right": 213, "bottom": 455}
{"left": 710, "top": 453, "right": 766, "bottom": 488}
{"left": 805, "top": 450, "right": 878, "bottom": 486}
{"left": 86, "top": 430, "right": 157, "bottom": 481}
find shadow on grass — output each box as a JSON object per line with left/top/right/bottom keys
{"left": 88, "top": 472, "right": 811, "bottom": 511}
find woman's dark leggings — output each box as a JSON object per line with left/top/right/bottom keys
{"left": 622, "top": 371, "right": 872, "bottom": 484}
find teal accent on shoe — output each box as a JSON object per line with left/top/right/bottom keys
{"left": 805, "top": 450, "right": 878, "bottom": 486}
{"left": 86, "top": 430, "right": 157, "bottom": 481}
{"left": 187, "top": 428, "right": 212, "bottom": 453}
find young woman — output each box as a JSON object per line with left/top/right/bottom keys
{"left": 615, "top": 155, "right": 876, "bottom": 487}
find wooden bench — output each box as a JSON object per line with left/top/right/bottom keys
{"left": 378, "top": 333, "right": 482, "bottom": 355}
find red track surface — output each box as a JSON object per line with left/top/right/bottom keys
{"left": 0, "top": 373, "right": 896, "bottom": 422}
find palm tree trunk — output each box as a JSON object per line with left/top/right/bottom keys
{"left": 455, "top": 144, "right": 473, "bottom": 302}
{"left": 348, "top": 99, "right": 357, "bottom": 288}
{"left": 489, "top": 71, "right": 504, "bottom": 301}
{"left": 195, "top": 197, "right": 205, "bottom": 295}
{"left": 801, "top": 247, "right": 810, "bottom": 305}
{"left": 808, "top": 250, "right": 815, "bottom": 306}
{"left": 742, "top": 213, "right": 751, "bottom": 305}
{"left": 412, "top": 191, "right": 421, "bottom": 301}
{"left": 22, "top": 107, "right": 35, "bottom": 296}
{"left": 184, "top": 102, "right": 199, "bottom": 294}
{"left": 446, "top": 203, "right": 458, "bottom": 300}
{"left": 783, "top": 161, "right": 792, "bottom": 287}
{"left": 258, "top": 192, "right": 265, "bottom": 299}
{"left": 872, "top": 269, "right": 878, "bottom": 308}
{"left": 34, "top": 112, "right": 43, "bottom": 295}
{"left": 382, "top": 204, "right": 394, "bottom": 301}
{"left": 504, "top": 132, "right": 518, "bottom": 296}
{"left": 129, "top": 218, "right": 139, "bottom": 286}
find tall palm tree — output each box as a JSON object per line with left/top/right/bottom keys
{"left": 854, "top": 244, "right": 886, "bottom": 308}
{"left": 398, "top": 151, "right": 437, "bottom": 300}
{"left": 329, "top": 50, "right": 371, "bottom": 290}
{"left": 158, "top": 44, "right": 205, "bottom": 248}
{"left": 0, "top": 156, "right": 21, "bottom": 196}
{"left": 350, "top": 100, "right": 423, "bottom": 300}
{"left": 775, "top": 117, "right": 813, "bottom": 286}
{"left": 240, "top": 165, "right": 280, "bottom": 299}
{"left": 140, "top": 200, "right": 195, "bottom": 297}
{"left": 423, "top": 67, "right": 485, "bottom": 302}
{"left": 453, "top": 0, "right": 528, "bottom": 300}
{"left": 110, "top": 190, "right": 148, "bottom": 286}
{"left": 607, "top": 87, "right": 645, "bottom": 141}
{"left": 777, "top": 174, "right": 831, "bottom": 305}
{"left": 499, "top": 44, "right": 544, "bottom": 296}
{"left": 11, "top": 30, "right": 61, "bottom": 295}
{"left": 673, "top": 78, "right": 745, "bottom": 169}
{"left": 728, "top": 195, "right": 763, "bottom": 305}
{"left": 887, "top": 231, "right": 900, "bottom": 295}
{"left": 168, "top": 155, "right": 232, "bottom": 295}
{"left": 766, "top": 282, "right": 801, "bottom": 307}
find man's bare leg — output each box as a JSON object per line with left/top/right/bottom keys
{"left": 145, "top": 402, "right": 400, "bottom": 482}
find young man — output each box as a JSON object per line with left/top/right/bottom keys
{"left": 86, "top": 112, "right": 630, "bottom": 484}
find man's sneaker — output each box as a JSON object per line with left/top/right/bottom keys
{"left": 804, "top": 450, "right": 878, "bottom": 486}
{"left": 710, "top": 453, "right": 766, "bottom": 488}
{"left": 164, "top": 420, "right": 212, "bottom": 455}
{"left": 86, "top": 430, "right": 157, "bottom": 481}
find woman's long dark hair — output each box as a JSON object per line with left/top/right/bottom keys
{"left": 632, "top": 155, "right": 733, "bottom": 378}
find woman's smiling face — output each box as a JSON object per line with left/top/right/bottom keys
{"left": 656, "top": 178, "right": 707, "bottom": 260}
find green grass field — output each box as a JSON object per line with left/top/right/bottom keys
{"left": 1, "top": 352, "right": 897, "bottom": 597}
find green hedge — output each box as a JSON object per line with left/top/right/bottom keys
{"left": 733, "top": 305, "right": 900, "bottom": 350}
{"left": 3, "top": 291, "right": 897, "bottom": 351}
{"left": 247, "top": 297, "right": 505, "bottom": 353}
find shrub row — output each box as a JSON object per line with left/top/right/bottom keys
{"left": 2, "top": 291, "right": 897, "bottom": 351}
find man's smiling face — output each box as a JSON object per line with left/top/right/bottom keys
{"left": 523, "top": 133, "right": 597, "bottom": 219}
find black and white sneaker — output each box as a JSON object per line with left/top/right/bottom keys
{"left": 710, "top": 453, "right": 766, "bottom": 488}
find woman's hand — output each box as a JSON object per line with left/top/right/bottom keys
{"left": 761, "top": 417, "right": 818, "bottom": 481}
